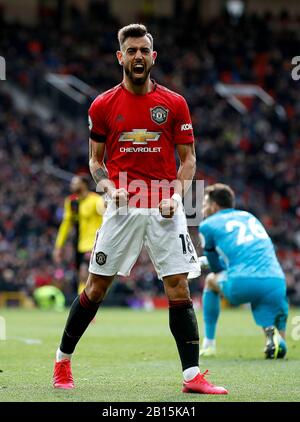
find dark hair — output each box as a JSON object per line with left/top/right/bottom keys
{"left": 77, "top": 174, "right": 90, "bottom": 188}
{"left": 204, "top": 183, "right": 235, "bottom": 208}
{"left": 118, "top": 23, "right": 153, "bottom": 50}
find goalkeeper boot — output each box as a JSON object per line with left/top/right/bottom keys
{"left": 200, "top": 346, "right": 217, "bottom": 357}
{"left": 200, "top": 338, "right": 216, "bottom": 357}
{"left": 277, "top": 337, "right": 287, "bottom": 358}
{"left": 53, "top": 359, "right": 74, "bottom": 389}
{"left": 264, "top": 327, "right": 287, "bottom": 359}
{"left": 182, "top": 370, "right": 228, "bottom": 394}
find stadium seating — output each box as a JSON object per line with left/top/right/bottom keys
{"left": 0, "top": 10, "right": 300, "bottom": 305}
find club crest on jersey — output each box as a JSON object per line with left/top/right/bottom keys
{"left": 95, "top": 251, "right": 107, "bottom": 266}
{"left": 150, "top": 106, "right": 168, "bottom": 124}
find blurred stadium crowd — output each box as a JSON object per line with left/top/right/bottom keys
{"left": 1, "top": 5, "right": 300, "bottom": 305}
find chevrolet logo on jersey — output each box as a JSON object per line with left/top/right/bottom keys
{"left": 119, "top": 129, "right": 161, "bottom": 144}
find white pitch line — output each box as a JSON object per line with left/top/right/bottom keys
{"left": 7, "top": 337, "right": 42, "bottom": 345}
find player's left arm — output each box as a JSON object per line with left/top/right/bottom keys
{"left": 159, "top": 143, "right": 195, "bottom": 218}
{"left": 159, "top": 95, "right": 196, "bottom": 218}
{"left": 175, "top": 143, "right": 196, "bottom": 195}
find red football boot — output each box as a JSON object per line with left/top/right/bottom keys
{"left": 53, "top": 359, "right": 74, "bottom": 389}
{"left": 182, "top": 370, "right": 228, "bottom": 395}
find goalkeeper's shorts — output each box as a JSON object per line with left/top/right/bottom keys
{"left": 217, "top": 272, "right": 288, "bottom": 330}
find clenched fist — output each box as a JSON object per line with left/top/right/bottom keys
{"left": 158, "top": 198, "right": 178, "bottom": 218}
{"left": 111, "top": 188, "right": 129, "bottom": 208}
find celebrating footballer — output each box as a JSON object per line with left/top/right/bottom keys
{"left": 52, "top": 23, "right": 228, "bottom": 395}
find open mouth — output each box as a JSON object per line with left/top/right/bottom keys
{"left": 133, "top": 63, "right": 145, "bottom": 74}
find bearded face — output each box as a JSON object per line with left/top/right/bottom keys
{"left": 118, "top": 36, "right": 157, "bottom": 86}
{"left": 124, "top": 58, "right": 152, "bottom": 85}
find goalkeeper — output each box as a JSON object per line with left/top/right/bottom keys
{"left": 192, "top": 183, "right": 288, "bottom": 359}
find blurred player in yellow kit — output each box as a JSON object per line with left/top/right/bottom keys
{"left": 53, "top": 175, "right": 105, "bottom": 294}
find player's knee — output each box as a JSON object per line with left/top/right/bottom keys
{"left": 85, "top": 274, "right": 113, "bottom": 302}
{"left": 163, "top": 274, "right": 190, "bottom": 300}
{"left": 205, "top": 273, "right": 217, "bottom": 291}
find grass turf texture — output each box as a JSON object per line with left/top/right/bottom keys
{"left": 0, "top": 307, "right": 299, "bottom": 402}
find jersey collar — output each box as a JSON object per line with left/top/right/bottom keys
{"left": 120, "top": 79, "right": 157, "bottom": 96}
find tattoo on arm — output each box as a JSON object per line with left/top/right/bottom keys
{"left": 92, "top": 167, "right": 108, "bottom": 184}
{"left": 89, "top": 139, "right": 108, "bottom": 185}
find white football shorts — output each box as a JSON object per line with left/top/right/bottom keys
{"left": 89, "top": 201, "right": 200, "bottom": 280}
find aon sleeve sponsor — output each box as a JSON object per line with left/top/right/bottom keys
{"left": 181, "top": 123, "right": 193, "bottom": 131}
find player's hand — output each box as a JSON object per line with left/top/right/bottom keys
{"left": 158, "top": 198, "right": 178, "bottom": 218}
{"left": 53, "top": 248, "right": 63, "bottom": 264}
{"left": 111, "top": 188, "right": 129, "bottom": 208}
{"left": 199, "top": 256, "right": 209, "bottom": 269}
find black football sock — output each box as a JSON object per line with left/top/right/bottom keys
{"left": 59, "top": 290, "right": 101, "bottom": 354}
{"left": 169, "top": 299, "right": 199, "bottom": 371}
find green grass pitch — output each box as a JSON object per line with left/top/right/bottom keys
{"left": 0, "top": 306, "right": 299, "bottom": 402}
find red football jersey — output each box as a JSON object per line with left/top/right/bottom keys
{"left": 88, "top": 81, "right": 194, "bottom": 207}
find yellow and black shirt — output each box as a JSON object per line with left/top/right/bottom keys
{"left": 55, "top": 192, "right": 104, "bottom": 253}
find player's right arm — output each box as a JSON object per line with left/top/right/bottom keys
{"left": 89, "top": 140, "right": 128, "bottom": 207}
{"left": 199, "top": 223, "right": 226, "bottom": 273}
{"left": 88, "top": 98, "right": 128, "bottom": 207}
{"left": 53, "top": 198, "right": 72, "bottom": 264}
{"left": 89, "top": 139, "right": 114, "bottom": 196}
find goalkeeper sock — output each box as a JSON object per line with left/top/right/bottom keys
{"left": 59, "top": 290, "right": 101, "bottom": 355}
{"left": 202, "top": 289, "right": 220, "bottom": 340}
{"left": 202, "top": 338, "right": 216, "bottom": 349}
{"left": 169, "top": 299, "right": 199, "bottom": 371}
